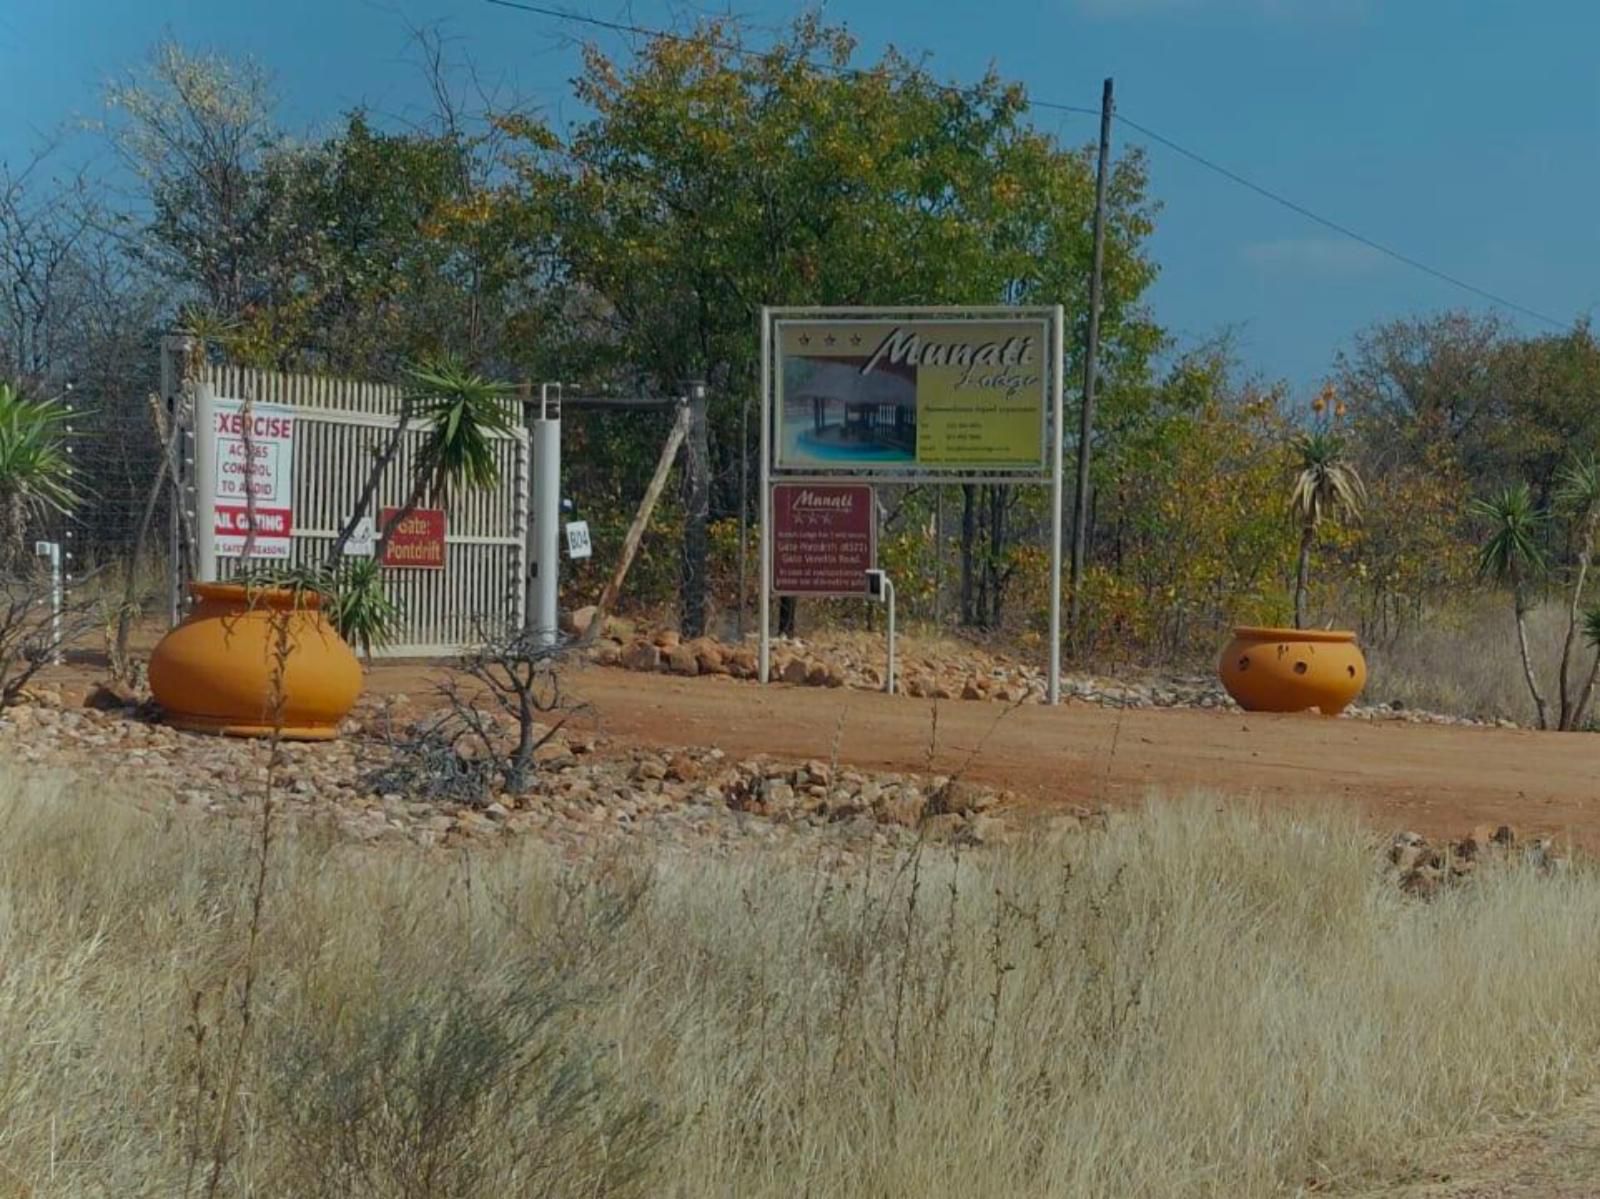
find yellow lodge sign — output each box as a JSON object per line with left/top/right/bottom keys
{"left": 774, "top": 315, "right": 1050, "bottom": 476}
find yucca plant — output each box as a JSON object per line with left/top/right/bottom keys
{"left": 324, "top": 356, "right": 517, "bottom": 566}
{"left": 1471, "top": 482, "right": 1549, "bottom": 729}
{"left": 0, "top": 382, "right": 79, "bottom": 576}
{"left": 331, "top": 557, "right": 403, "bottom": 665}
{"left": 1289, "top": 429, "right": 1365, "bottom": 629}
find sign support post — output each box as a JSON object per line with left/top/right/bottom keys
{"left": 1049, "top": 304, "right": 1064, "bottom": 706}
{"left": 758, "top": 309, "right": 773, "bottom": 684}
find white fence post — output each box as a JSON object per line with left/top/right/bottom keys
{"left": 193, "top": 382, "right": 218, "bottom": 584}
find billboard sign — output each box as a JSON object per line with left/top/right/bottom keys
{"left": 771, "top": 483, "right": 876, "bottom": 596}
{"left": 381, "top": 507, "right": 447, "bottom": 569}
{"left": 210, "top": 399, "right": 295, "bottom": 559}
{"left": 773, "top": 316, "right": 1049, "bottom": 477}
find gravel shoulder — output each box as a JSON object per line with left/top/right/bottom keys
{"left": 534, "top": 664, "right": 1600, "bottom": 853}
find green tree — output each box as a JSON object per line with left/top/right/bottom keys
{"left": 1289, "top": 426, "right": 1364, "bottom": 629}
{"left": 1553, "top": 454, "right": 1600, "bottom": 728}
{"left": 1471, "top": 483, "right": 1549, "bottom": 728}
{"left": 0, "top": 382, "right": 77, "bottom": 575}
{"left": 499, "top": 15, "right": 1160, "bottom": 633}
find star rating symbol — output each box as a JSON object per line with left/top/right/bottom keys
{"left": 824, "top": 334, "right": 836, "bottom": 346}
{"left": 850, "top": 333, "right": 862, "bottom": 346}
{"left": 798, "top": 333, "right": 811, "bottom": 346}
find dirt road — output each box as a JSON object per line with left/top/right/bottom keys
{"left": 532, "top": 667, "right": 1600, "bottom": 850}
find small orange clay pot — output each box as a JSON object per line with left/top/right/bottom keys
{"left": 1218, "top": 626, "right": 1367, "bottom": 716}
{"left": 149, "top": 583, "right": 363, "bottom": 740}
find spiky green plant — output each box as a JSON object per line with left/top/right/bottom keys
{"left": 1288, "top": 430, "right": 1364, "bottom": 629}
{"left": 1471, "top": 482, "right": 1549, "bottom": 728}
{"left": 330, "top": 557, "right": 403, "bottom": 664}
{"left": 0, "top": 382, "right": 79, "bottom": 575}
{"left": 404, "top": 357, "right": 517, "bottom": 504}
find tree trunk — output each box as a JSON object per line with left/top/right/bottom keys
{"left": 1293, "top": 521, "right": 1314, "bottom": 630}
{"left": 0, "top": 491, "right": 24, "bottom": 579}
{"left": 1513, "top": 574, "right": 1550, "bottom": 729}
{"left": 1556, "top": 514, "right": 1597, "bottom": 729}
{"left": 985, "top": 484, "right": 1007, "bottom": 627}
{"left": 1572, "top": 648, "right": 1600, "bottom": 731}
{"left": 959, "top": 484, "right": 978, "bottom": 626}
{"left": 324, "top": 399, "right": 416, "bottom": 567}
{"left": 679, "top": 386, "right": 710, "bottom": 638}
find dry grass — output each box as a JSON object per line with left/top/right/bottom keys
{"left": 1365, "top": 595, "right": 1577, "bottom": 724}
{"left": 4, "top": 771, "right": 1600, "bottom": 1196}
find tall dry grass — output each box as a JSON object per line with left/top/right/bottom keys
{"left": 1364, "top": 595, "right": 1578, "bottom": 724}
{"left": 3, "top": 770, "right": 1600, "bottom": 1196}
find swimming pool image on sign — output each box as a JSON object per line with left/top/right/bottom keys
{"left": 778, "top": 355, "right": 916, "bottom": 468}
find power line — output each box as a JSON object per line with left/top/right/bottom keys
{"left": 482, "top": 0, "right": 1567, "bottom": 330}
{"left": 1110, "top": 113, "right": 1566, "bottom": 328}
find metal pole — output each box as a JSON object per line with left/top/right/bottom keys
{"left": 34, "top": 542, "right": 61, "bottom": 665}
{"left": 1070, "top": 77, "right": 1114, "bottom": 645}
{"left": 194, "top": 382, "right": 218, "bottom": 584}
{"left": 530, "top": 383, "right": 562, "bottom": 646}
{"left": 759, "top": 309, "right": 773, "bottom": 684}
{"left": 738, "top": 392, "right": 750, "bottom": 640}
{"left": 885, "top": 577, "right": 896, "bottom": 696}
{"left": 1049, "top": 305, "right": 1066, "bottom": 706}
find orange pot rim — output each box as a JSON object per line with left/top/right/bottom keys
{"left": 189, "top": 581, "right": 326, "bottom": 611}
{"left": 1231, "top": 625, "right": 1357, "bottom": 645}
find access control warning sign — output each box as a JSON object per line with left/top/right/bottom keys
{"left": 211, "top": 399, "right": 295, "bottom": 559}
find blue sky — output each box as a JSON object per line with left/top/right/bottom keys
{"left": 3, "top": 0, "right": 1596, "bottom": 393}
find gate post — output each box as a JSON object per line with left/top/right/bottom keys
{"left": 527, "top": 383, "right": 562, "bottom": 645}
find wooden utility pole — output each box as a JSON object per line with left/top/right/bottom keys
{"left": 1069, "top": 76, "right": 1114, "bottom": 643}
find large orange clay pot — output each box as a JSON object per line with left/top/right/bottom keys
{"left": 149, "top": 582, "right": 363, "bottom": 740}
{"left": 1218, "top": 626, "right": 1367, "bottom": 717}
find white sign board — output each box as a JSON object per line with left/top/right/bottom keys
{"left": 211, "top": 398, "right": 295, "bottom": 559}
{"left": 344, "top": 515, "right": 376, "bottom": 557}
{"left": 565, "top": 520, "right": 592, "bottom": 560}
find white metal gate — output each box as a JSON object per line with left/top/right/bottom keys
{"left": 169, "top": 353, "right": 528, "bottom": 656}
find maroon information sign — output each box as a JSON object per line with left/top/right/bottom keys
{"left": 771, "top": 483, "right": 875, "bottom": 597}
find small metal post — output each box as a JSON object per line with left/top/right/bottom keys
{"left": 885, "top": 576, "right": 896, "bottom": 697}
{"left": 34, "top": 541, "right": 62, "bottom": 665}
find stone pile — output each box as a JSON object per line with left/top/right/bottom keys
{"left": 0, "top": 687, "right": 1025, "bottom": 857}
{"left": 589, "top": 624, "right": 1512, "bottom": 727}
{"left": 1388, "top": 824, "right": 1566, "bottom": 898}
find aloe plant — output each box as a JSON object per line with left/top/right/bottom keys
{"left": 0, "top": 382, "right": 78, "bottom": 575}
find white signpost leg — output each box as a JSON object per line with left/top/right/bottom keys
{"left": 1048, "top": 305, "right": 1065, "bottom": 706}
{"left": 884, "top": 576, "right": 896, "bottom": 696}
{"left": 194, "top": 382, "right": 218, "bottom": 584}
{"left": 758, "top": 308, "right": 772, "bottom": 684}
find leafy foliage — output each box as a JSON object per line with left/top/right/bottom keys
{"left": 0, "top": 382, "right": 79, "bottom": 573}
{"left": 1470, "top": 484, "right": 1547, "bottom": 590}
{"left": 328, "top": 557, "right": 402, "bottom": 662}
{"left": 402, "top": 357, "right": 518, "bottom": 503}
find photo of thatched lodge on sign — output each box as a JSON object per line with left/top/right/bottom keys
{"left": 779, "top": 355, "right": 918, "bottom": 467}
